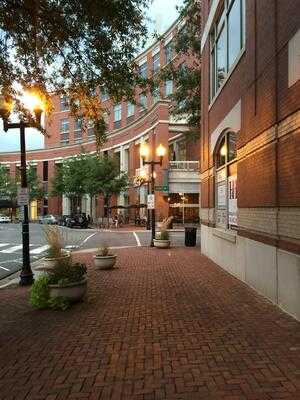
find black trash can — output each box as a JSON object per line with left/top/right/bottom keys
{"left": 185, "top": 227, "right": 197, "bottom": 247}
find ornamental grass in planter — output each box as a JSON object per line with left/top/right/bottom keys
{"left": 93, "top": 244, "right": 117, "bottom": 270}
{"left": 153, "top": 229, "right": 171, "bottom": 248}
{"left": 41, "top": 226, "right": 70, "bottom": 271}
{"left": 30, "top": 258, "right": 87, "bottom": 310}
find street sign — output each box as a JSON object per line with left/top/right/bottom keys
{"left": 17, "top": 187, "right": 29, "bottom": 206}
{"left": 154, "top": 185, "right": 169, "bottom": 193}
{"left": 147, "top": 194, "right": 155, "bottom": 210}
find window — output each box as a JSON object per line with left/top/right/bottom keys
{"left": 215, "top": 131, "right": 237, "bottom": 229}
{"left": 75, "top": 118, "right": 82, "bottom": 131}
{"left": 139, "top": 62, "right": 147, "bottom": 79}
{"left": 288, "top": 28, "right": 300, "bottom": 87}
{"left": 60, "top": 95, "right": 69, "bottom": 111}
{"left": 88, "top": 120, "right": 94, "bottom": 137}
{"left": 114, "top": 104, "right": 122, "bottom": 121}
{"left": 60, "top": 118, "right": 69, "bottom": 132}
{"left": 152, "top": 52, "right": 160, "bottom": 73}
{"left": 164, "top": 41, "right": 173, "bottom": 64}
{"left": 139, "top": 94, "right": 147, "bottom": 111}
{"left": 210, "top": 0, "right": 245, "bottom": 99}
{"left": 165, "top": 80, "right": 173, "bottom": 97}
{"left": 101, "top": 87, "right": 109, "bottom": 101}
{"left": 127, "top": 102, "right": 135, "bottom": 117}
{"left": 152, "top": 87, "right": 160, "bottom": 103}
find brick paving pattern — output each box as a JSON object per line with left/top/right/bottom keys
{"left": 0, "top": 248, "right": 299, "bottom": 400}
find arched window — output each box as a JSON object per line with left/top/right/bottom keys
{"left": 215, "top": 131, "right": 237, "bottom": 229}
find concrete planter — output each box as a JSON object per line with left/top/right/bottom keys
{"left": 93, "top": 255, "right": 117, "bottom": 270}
{"left": 153, "top": 239, "right": 170, "bottom": 249}
{"left": 49, "top": 278, "right": 87, "bottom": 303}
{"left": 40, "top": 252, "right": 71, "bottom": 272}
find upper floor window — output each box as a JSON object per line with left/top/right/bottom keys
{"left": 215, "top": 131, "right": 237, "bottom": 229}
{"left": 101, "top": 87, "right": 109, "bottom": 102}
{"left": 210, "top": 0, "right": 245, "bottom": 100}
{"left": 114, "top": 104, "right": 122, "bottom": 121}
{"left": 60, "top": 118, "right": 69, "bottom": 132}
{"left": 127, "top": 102, "right": 135, "bottom": 117}
{"left": 152, "top": 52, "right": 160, "bottom": 73}
{"left": 87, "top": 120, "right": 94, "bottom": 137}
{"left": 164, "top": 41, "right": 173, "bottom": 64}
{"left": 139, "top": 62, "right": 148, "bottom": 79}
{"left": 165, "top": 80, "right": 173, "bottom": 97}
{"left": 152, "top": 87, "right": 160, "bottom": 103}
{"left": 139, "top": 94, "right": 147, "bottom": 111}
{"left": 60, "top": 95, "right": 69, "bottom": 111}
{"left": 75, "top": 117, "right": 82, "bottom": 131}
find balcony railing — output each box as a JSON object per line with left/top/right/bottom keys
{"left": 169, "top": 161, "right": 199, "bottom": 171}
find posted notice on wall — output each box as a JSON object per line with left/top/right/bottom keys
{"left": 147, "top": 194, "right": 155, "bottom": 210}
{"left": 228, "top": 175, "right": 237, "bottom": 226}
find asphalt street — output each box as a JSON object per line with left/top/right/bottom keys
{"left": 0, "top": 223, "right": 201, "bottom": 280}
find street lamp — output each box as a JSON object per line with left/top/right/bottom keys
{"left": 0, "top": 91, "right": 44, "bottom": 285}
{"left": 140, "top": 141, "right": 166, "bottom": 246}
{"left": 139, "top": 168, "right": 151, "bottom": 230}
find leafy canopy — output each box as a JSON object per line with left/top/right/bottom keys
{"left": 156, "top": 0, "right": 201, "bottom": 140}
{"left": 0, "top": 0, "right": 150, "bottom": 144}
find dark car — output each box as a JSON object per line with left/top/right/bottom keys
{"left": 65, "top": 214, "right": 89, "bottom": 229}
{"left": 57, "top": 215, "right": 70, "bottom": 226}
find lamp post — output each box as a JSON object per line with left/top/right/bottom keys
{"left": 139, "top": 168, "right": 151, "bottom": 230}
{"left": 140, "top": 142, "right": 166, "bottom": 246}
{"left": 0, "top": 92, "right": 43, "bottom": 286}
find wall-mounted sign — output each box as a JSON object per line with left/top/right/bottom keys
{"left": 147, "top": 194, "right": 155, "bottom": 210}
{"left": 228, "top": 175, "right": 237, "bottom": 226}
{"left": 17, "top": 187, "right": 29, "bottom": 206}
{"left": 217, "top": 182, "right": 226, "bottom": 207}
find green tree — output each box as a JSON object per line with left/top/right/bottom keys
{"left": 0, "top": 0, "right": 150, "bottom": 146}
{"left": 157, "top": 0, "right": 201, "bottom": 141}
{"left": 27, "top": 164, "right": 44, "bottom": 201}
{"left": 51, "top": 154, "right": 89, "bottom": 213}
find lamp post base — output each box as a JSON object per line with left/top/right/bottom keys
{"left": 19, "top": 270, "right": 34, "bottom": 286}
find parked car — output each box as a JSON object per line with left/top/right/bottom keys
{"left": 0, "top": 214, "right": 11, "bottom": 223}
{"left": 65, "top": 214, "right": 89, "bottom": 229}
{"left": 39, "top": 214, "right": 58, "bottom": 225}
{"left": 57, "top": 215, "right": 71, "bottom": 226}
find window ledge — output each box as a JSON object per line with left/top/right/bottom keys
{"left": 213, "top": 228, "right": 237, "bottom": 243}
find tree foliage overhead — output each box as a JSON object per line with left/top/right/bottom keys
{"left": 0, "top": 0, "right": 150, "bottom": 145}
{"left": 158, "top": 0, "right": 201, "bottom": 140}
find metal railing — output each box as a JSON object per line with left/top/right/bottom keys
{"left": 169, "top": 161, "right": 199, "bottom": 171}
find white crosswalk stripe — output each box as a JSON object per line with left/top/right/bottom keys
{"left": 30, "top": 245, "right": 49, "bottom": 255}
{"left": 0, "top": 243, "right": 50, "bottom": 255}
{"left": 1, "top": 244, "right": 33, "bottom": 253}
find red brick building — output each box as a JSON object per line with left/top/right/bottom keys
{"left": 0, "top": 18, "right": 200, "bottom": 224}
{"left": 200, "top": 0, "right": 300, "bottom": 319}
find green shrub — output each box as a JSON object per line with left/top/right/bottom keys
{"left": 48, "top": 259, "right": 87, "bottom": 286}
{"left": 156, "top": 230, "right": 169, "bottom": 240}
{"left": 29, "top": 276, "right": 50, "bottom": 309}
{"left": 48, "top": 296, "right": 70, "bottom": 311}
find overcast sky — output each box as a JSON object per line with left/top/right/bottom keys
{"left": 0, "top": 0, "right": 183, "bottom": 153}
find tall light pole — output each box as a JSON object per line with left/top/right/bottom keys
{"left": 140, "top": 142, "right": 166, "bottom": 246}
{"left": 0, "top": 92, "right": 44, "bottom": 286}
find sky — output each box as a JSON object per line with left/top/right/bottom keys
{"left": 0, "top": 0, "right": 183, "bottom": 153}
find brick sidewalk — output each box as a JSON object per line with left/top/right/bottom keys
{"left": 0, "top": 248, "right": 299, "bottom": 400}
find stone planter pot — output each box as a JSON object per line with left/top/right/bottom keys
{"left": 93, "top": 255, "right": 117, "bottom": 270}
{"left": 40, "top": 252, "right": 71, "bottom": 272}
{"left": 153, "top": 239, "right": 170, "bottom": 249}
{"left": 49, "top": 278, "right": 87, "bottom": 303}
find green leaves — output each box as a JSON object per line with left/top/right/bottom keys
{"left": 0, "top": 0, "right": 150, "bottom": 147}
{"left": 50, "top": 153, "right": 129, "bottom": 210}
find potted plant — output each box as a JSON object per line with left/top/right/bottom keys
{"left": 30, "top": 259, "right": 87, "bottom": 310}
{"left": 93, "top": 244, "right": 117, "bottom": 270}
{"left": 153, "top": 229, "right": 170, "bottom": 249}
{"left": 41, "top": 225, "right": 70, "bottom": 271}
